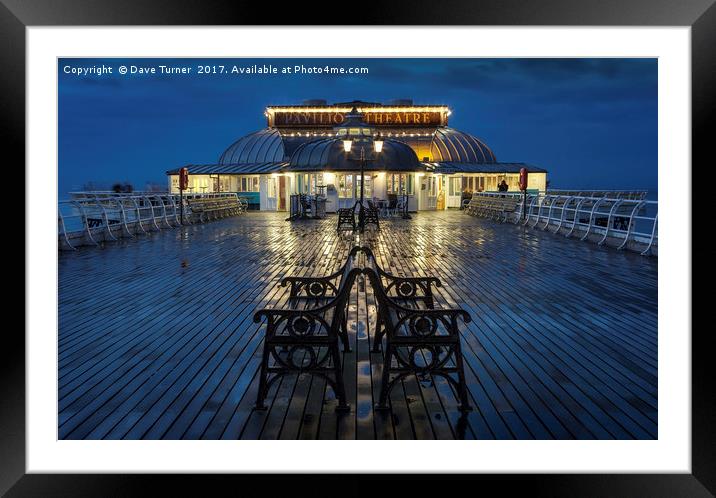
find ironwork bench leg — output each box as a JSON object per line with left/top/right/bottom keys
{"left": 339, "top": 317, "right": 352, "bottom": 352}
{"left": 330, "top": 341, "right": 350, "bottom": 412}
{"left": 375, "top": 343, "right": 394, "bottom": 410}
{"left": 371, "top": 314, "right": 384, "bottom": 353}
{"left": 453, "top": 343, "right": 473, "bottom": 412}
{"left": 255, "top": 339, "right": 272, "bottom": 410}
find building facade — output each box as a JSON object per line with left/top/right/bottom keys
{"left": 167, "top": 99, "right": 547, "bottom": 211}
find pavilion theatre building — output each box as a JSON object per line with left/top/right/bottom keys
{"left": 166, "top": 100, "right": 547, "bottom": 212}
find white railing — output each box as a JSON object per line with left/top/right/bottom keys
{"left": 59, "top": 192, "right": 245, "bottom": 250}
{"left": 546, "top": 189, "right": 649, "bottom": 200}
{"left": 467, "top": 192, "right": 658, "bottom": 256}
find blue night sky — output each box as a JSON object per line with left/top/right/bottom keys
{"left": 58, "top": 58, "right": 657, "bottom": 196}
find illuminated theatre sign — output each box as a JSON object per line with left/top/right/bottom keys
{"left": 267, "top": 106, "right": 449, "bottom": 128}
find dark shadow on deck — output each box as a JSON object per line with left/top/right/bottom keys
{"left": 58, "top": 211, "right": 657, "bottom": 439}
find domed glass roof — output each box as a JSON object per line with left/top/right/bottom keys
{"left": 218, "top": 128, "right": 285, "bottom": 165}
{"left": 429, "top": 127, "right": 496, "bottom": 163}
{"left": 288, "top": 138, "right": 422, "bottom": 172}
{"left": 218, "top": 125, "right": 497, "bottom": 167}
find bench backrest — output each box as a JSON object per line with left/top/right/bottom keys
{"left": 363, "top": 266, "right": 470, "bottom": 339}
{"left": 323, "top": 253, "right": 360, "bottom": 329}
{"left": 358, "top": 246, "right": 439, "bottom": 307}
{"left": 256, "top": 251, "right": 361, "bottom": 338}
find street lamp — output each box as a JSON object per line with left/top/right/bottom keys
{"left": 337, "top": 107, "right": 383, "bottom": 232}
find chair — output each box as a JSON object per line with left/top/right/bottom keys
{"left": 395, "top": 198, "right": 405, "bottom": 217}
{"left": 387, "top": 194, "right": 398, "bottom": 217}
{"left": 300, "top": 195, "right": 312, "bottom": 218}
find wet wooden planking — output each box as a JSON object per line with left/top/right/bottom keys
{"left": 58, "top": 211, "right": 658, "bottom": 439}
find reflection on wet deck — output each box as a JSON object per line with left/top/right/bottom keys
{"left": 58, "top": 211, "right": 657, "bottom": 439}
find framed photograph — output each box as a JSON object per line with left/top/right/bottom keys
{"left": 8, "top": 0, "right": 712, "bottom": 495}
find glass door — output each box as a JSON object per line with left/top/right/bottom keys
{"left": 355, "top": 174, "right": 372, "bottom": 205}
{"left": 447, "top": 176, "right": 462, "bottom": 208}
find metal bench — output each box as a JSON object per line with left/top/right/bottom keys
{"left": 465, "top": 196, "right": 519, "bottom": 222}
{"left": 491, "top": 197, "right": 519, "bottom": 222}
{"left": 363, "top": 206, "right": 380, "bottom": 229}
{"left": 337, "top": 207, "right": 356, "bottom": 231}
{"left": 362, "top": 253, "right": 472, "bottom": 412}
{"left": 187, "top": 197, "right": 243, "bottom": 222}
{"left": 357, "top": 246, "right": 441, "bottom": 349}
{"left": 253, "top": 249, "right": 362, "bottom": 412}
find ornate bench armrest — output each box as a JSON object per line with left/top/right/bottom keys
{"left": 382, "top": 275, "right": 441, "bottom": 304}
{"left": 392, "top": 307, "right": 472, "bottom": 338}
{"left": 253, "top": 305, "right": 332, "bottom": 325}
{"left": 253, "top": 307, "right": 334, "bottom": 338}
{"left": 280, "top": 275, "right": 340, "bottom": 299}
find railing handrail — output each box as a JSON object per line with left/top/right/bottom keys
{"left": 59, "top": 191, "right": 245, "bottom": 250}
{"left": 467, "top": 191, "right": 657, "bottom": 255}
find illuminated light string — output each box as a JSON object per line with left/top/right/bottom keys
{"left": 266, "top": 106, "right": 451, "bottom": 114}
{"left": 281, "top": 131, "right": 435, "bottom": 138}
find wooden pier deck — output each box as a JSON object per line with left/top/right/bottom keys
{"left": 58, "top": 211, "right": 658, "bottom": 440}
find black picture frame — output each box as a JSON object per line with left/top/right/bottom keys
{"left": 6, "top": 0, "right": 712, "bottom": 495}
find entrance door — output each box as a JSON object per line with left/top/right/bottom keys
{"left": 278, "top": 176, "right": 287, "bottom": 211}
{"left": 436, "top": 175, "right": 446, "bottom": 210}
{"left": 447, "top": 176, "right": 462, "bottom": 208}
{"left": 419, "top": 176, "right": 437, "bottom": 210}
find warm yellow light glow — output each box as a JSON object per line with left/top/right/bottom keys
{"left": 343, "top": 140, "right": 353, "bottom": 153}
{"left": 266, "top": 105, "right": 450, "bottom": 114}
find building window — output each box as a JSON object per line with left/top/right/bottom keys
{"left": 449, "top": 177, "right": 461, "bottom": 196}
{"left": 426, "top": 177, "right": 436, "bottom": 196}
{"left": 338, "top": 174, "right": 353, "bottom": 198}
{"left": 461, "top": 176, "right": 487, "bottom": 193}
{"left": 192, "top": 176, "right": 210, "bottom": 193}
{"left": 297, "top": 173, "right": 323, "bottom": 194}
{"left": 238, "top": 175, "right": 260, "bottom": 192}
{"left": 486, "top": 176, "right": 497, "bottom": 191}
{"left": 356, "top": 175, "right": 372, "bottom": 198}
{"left": 387, "top": 173, "right": 414, "bottom": 195}
{"left": 506, "top": 174, "right": 519, "bottom": 191}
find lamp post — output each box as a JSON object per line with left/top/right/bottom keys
{"left": 401, "top": 186, "right": 411, "bottom": 219}
{"left": 337, "top": 107, "right": 383, "bottom": 233}
{"left": 179, "top": 167, "right": 188, "bottom": 225}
